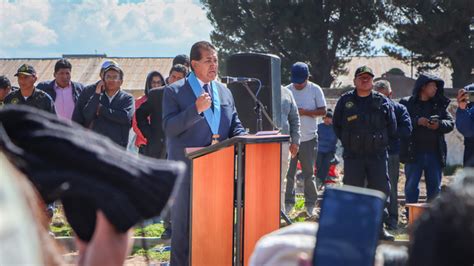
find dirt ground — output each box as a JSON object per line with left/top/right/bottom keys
{"left": 290, "top": 165, "right": 457, "bottom": 231}
{"left": 61, "top": 167, "right": 459, "bottom": 265}
{"left": 63, "top": 253, "right": 164, "bottom": 265}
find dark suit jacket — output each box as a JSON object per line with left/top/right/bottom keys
{"left": 136, "top": 87, "right": 166, "bottom": 158}
{"left": 81, "top": 89, "right": 135, "bottom": 147}
{"left": 163, "top": 78, "right": 245, "bottom": 172}
{"left": 72, "top": 82, "right": 99, "bottom": 126}
{"left": 36, "top": 80, "right": 84, "bottom": 103}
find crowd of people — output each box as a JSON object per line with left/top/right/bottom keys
{"left": 0, "top": 40, "right": 473, "bottom": 265}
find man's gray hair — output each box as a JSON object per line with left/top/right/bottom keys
{"left": 374, "top": 80, "right": 391, "bottom": 91}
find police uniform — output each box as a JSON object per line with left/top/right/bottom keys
{"left": 4, "top": 89, "right": 56, "bottom": 114}
{"left": 333, "top": 89, "right": 397, "bottom": 196}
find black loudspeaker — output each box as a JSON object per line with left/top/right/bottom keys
{"left": 226, "top": 53, "right": 281, "bottom": 134}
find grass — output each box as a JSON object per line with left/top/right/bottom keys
{"left": 289, "top": 194, "right": 410, "bottom": 242}
{"left": 50, "top": 224, "right": 74, "bottom": 236}
{"left": 50, "top": 206, "right": 166, "bottom": 238}
{"left": 294, "top": 195, "right": 305, "bottom": 211}
{"left": 52, "top": 222, "right": 166, "bottom": 238}
{"left": 50, "top": 206, "right": 74, "bottom": 237}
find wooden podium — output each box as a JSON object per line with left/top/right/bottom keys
{"left": 187, "top": 135, "right": 289, "bottom": 266}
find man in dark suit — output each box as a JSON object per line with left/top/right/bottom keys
{"left": 36, "top": 59, "right": 83, "bottom": 120}
{"left": 163, "top": 41, "right": 246, "bottom": 266}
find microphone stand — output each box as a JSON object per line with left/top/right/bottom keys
{"left": 240, "top": 81, "right": 278, "bottom": 132}
{"left": 255, "top": 101, "right": 263, "bottom": 132}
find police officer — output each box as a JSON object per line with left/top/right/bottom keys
{"left": 4, "top": 64, "right": 56, "bottom": 114}
{"left": 333, "top": 66, "right": 397, "bottom": 240}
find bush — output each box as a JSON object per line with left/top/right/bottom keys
{"left": 134, "top": 223, "right": 165, "bottom": 237}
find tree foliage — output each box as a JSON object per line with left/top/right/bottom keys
{"left": 201, "top": 0, "right": 385, "bottom": 87}
{"left": 383, "top": 0, "right": 474, "bottom": 87}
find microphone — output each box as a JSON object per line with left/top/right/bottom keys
{"left": 221, "top": 76, "right": 259, "bottom": 83}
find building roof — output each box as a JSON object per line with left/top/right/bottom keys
{"left": 333, "top": 56, "right": 453, "bottom": 88}
{"left": 1, "top": 55, "right": 454, "bottom": 96}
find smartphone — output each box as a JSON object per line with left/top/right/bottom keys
{"left": 313, "top": 185, "right": 386, "bottom": 266}
{"left": 429, "top": 115, "right": 439, "bottom": 124}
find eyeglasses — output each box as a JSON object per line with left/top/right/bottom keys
{"left": 104, "top": 75, "right": 121, "bottom": 81}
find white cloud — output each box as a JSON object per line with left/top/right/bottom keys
{"left": 0, "top": 0, "right": 213, "bottom": 57}
{"left": 0, "top": 0, "right": 57, "bottom": 48}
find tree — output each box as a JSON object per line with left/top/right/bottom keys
{"left": 383, "top": 0, "right": 474, "bottom": 87}
{"left": 201, "top": 0, "right": 385, "bottom": 87}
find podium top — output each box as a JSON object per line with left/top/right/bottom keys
{"left": 186, "top": 134, "right": 289, "bottom": 159}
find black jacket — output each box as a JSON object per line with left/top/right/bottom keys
{"left": 36, "top": 80, "right": 84, "bottom": 103}
{"left": 4, "top": 88, "right": 56, "bottom": 114}
{"left": 82, "top": 89, "right": 135, "bottom": 148}
{"left": 136, "top": 87, "right": 166, "bottom": 158}
{"left": 399, "top": 74, "right": 454, "bottom": 167}
{"left": 72, "top": 82, "right": 99, "bottom": 126}
{"left": 333, "top": 89, "right": 397, "bottom": 157}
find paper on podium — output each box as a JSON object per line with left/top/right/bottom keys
{"left": 255, "top": 130, "right": 280, "bottom": 136}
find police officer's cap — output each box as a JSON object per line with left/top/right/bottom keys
{"left": 14, "top": 64, "right": 36, "bottom": 77}
{"left": 354, "top": 66, "right": 374, "bottom": 78}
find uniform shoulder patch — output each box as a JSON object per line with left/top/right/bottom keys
{"left": 345, "top": 101, "right": 354, "bottom": 109}
{"left": 10, "top": 98, "right": 19, "bottom": 104}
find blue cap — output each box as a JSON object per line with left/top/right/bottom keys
{"left": 101, "top": 60, "right": 119, "bottom": 70}
{"left": 465, "top": 83, "right": 474, "bottom": 91}
{"left": 291, "top": 62, "right": 309, "bottom": 84}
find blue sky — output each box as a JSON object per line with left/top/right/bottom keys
{"left": 0, "top": 0, "right": 388, "bottom": 58}
{"left": 0, "top": 0, "right": 213, "bottom": 58}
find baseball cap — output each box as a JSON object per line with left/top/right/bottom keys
{"left": 0, "top": 75, "right": 11, "bottom": 89}
{"left": 354, "top": 66, "right": 374, "bottom": 78}
{"left": 103, "top": 64, "right": 122, "bottom": 73}
{"left": 103, "top": 64, "right": 124, "bottom": 80}
{"left": 464, "top": 83, "right": 474, "bottom": 91}
{"left": 100, "top": 60, "right": 119, "bottom": 70}
{"left": 14, "top": 64, "right": 36, "bottom": 77}
{"left": 291, "top": 62, "right": 309, "bottom": 84}
{"left": 325, "top": 109, "right": 333, "bottom": 118}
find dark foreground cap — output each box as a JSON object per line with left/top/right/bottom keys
{"left": 0, "top": 105, "right": 185, "bottom": 242}
{"left": 14, "top": 64, "right": 36, "bottom": 76}
{"left": 354, "top": 65, "right": 374, "bottom": 78}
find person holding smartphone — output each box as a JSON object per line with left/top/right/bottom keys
{"left": 81, "top": 64, "right": 135, "bottom": 148}
{"left": 455, "top": 83, "right": 474, "bottom": 167}
{"left": 399, "top": 74, "right": 454, "bottom": 206}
